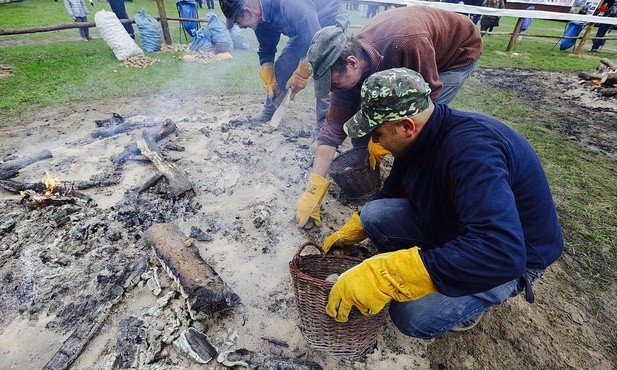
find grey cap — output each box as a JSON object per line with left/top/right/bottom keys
{"left": 344, "top": 68, "right": 431, "bottom": 138}
{"left": 219, "top": 0, "right": 244, "bottom": 29}
{"left": 306, "top": 26, "right": 347, "bottom": 99}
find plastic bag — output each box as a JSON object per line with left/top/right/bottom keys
{"left": 205, "top": 12, "right": 233, "bottom": 53}
{"left": 189, "top": 27, "right": 214, "bottom": 51}
{"left": 134, "top": 9, "right": 162, "bottom": 52}
{"left": 95, "top": 10, "right": 143, "bottom": 60}
{"left": 229, "top": 24, "right": 250, "bottom": 50}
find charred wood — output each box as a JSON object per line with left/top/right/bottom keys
{"left": 0, "top": 150, "right": 52, "bottom": 180}
{"left": 112, "top": 120, "right": 177, "bottom": 165}
{"left": 137, "top": 173, "right": 166, "bottom": 194}
{"left": 600, "top": 58, "right": 617, "bottom": 70}
{"left": 19, "top": 189, "right": 95, "bottom": 209}
{"left": 578, "top": 71, "right": 603, "bottom": 81}
{"left": 137, "top": 130, "right": 194, "bottom": 198}
{"left": 42, "top": 257, "right": 149, "bottom": 370}
{"left": 0, "top": 178, "right": 114, "bottom": 193}
{"left": 598, "top": 87, "right": 617, "bottom": 97}
{"left": 91, "top": 119, "right": 157, "bottom": 139}
{"left": 144, "top": 223, "right": 240, "bottom": 320}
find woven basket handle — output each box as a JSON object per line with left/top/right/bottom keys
{"left": 293, "top": 241, "right": 323, "bottom": 261}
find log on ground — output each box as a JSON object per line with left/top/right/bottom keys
{"left": 144, "top": 223, "right": 241, "bottom": 320}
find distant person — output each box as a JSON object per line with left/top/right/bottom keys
{"left": 578, "top": 2, "right": 592, "bottom": 14}
{"left": 479, "top": 0, "right": 505, "bottom": 36}
{"left": 590, "top": 1, "right": 616, "bottom": 52}
{"left": 366, "top": 4, "right": 379, "bottom": 18}
{"left": 108, "top": 0, "right": 135, "bottom": 39}
{"left": 206, "top": 0, "right": 215, "bottom": 9}
{"left": 64, "top": 0, "right": 91, "bottom": 41}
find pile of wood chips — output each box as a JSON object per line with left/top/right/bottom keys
{"left": 122, "top": 55, "right": 159, "bottom": 68}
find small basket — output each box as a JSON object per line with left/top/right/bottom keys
{"left": 289, "top": 242, "right": 386, "bottom": 358}
{"left": 329, "top": 147, "right": 381, "bottom": 200}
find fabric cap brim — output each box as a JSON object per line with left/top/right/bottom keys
{"left": 343, "top": 110, "right": 372, "bottom": 138}
{"left": 226, "top": 17, "right": 235, "bottom": 30}
{"left": 313, "top": 71, "right": 331, "bottom": 99}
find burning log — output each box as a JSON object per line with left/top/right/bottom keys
{"left": 144, "top": 223, "right": 241, "bottom": 320}
{"left": 137, "top": 130, "right": 194, "bottom": 198}
{"left": 0, "top": 150, "right": 52, "bottom": 180}
{"left": 600, "top": 72, "right": 617, "bottom": 87}
{"left": 0, "top": 179, "right": 117, "bottom": 193}
{"left": 20, "top": 189, "right": 95, "bottom": 209}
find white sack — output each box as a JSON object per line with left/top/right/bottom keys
{"left": 94, "top": 10, "right": 143, "bottom": 61}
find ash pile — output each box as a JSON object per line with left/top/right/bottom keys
{"left": 0, "top": 110, "right": 323, "bottom": 370}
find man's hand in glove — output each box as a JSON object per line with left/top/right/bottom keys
{"left": 296, "top": 173, "right": 330, "bottom": 228}
{"left": 286, "top": 60, "right": 312, "bottom": 100}
{"left": 367, "top": 138, "right": 390, "bottom": 170}
{"left": 258, "top": 64, "right": 280, "bottom": 99}
{"left": 326, "top": 247, "right": 437, "bottom": 322}
{"left": 322, "top": 212, "right": 367, "bottom": 253}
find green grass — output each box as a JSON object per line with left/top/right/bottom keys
{"left": 0, "top": 2, "right": 616, "bottom": 291}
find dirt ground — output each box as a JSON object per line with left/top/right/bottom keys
{"left": 0, "top": 67, "right": 616, "bottom": 370}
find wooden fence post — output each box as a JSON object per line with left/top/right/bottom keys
{"left": 155, "top": 0, "right": 172, "bottom": 45}
{"left": 506, "top": 17, "right": 524, "bottom": 52}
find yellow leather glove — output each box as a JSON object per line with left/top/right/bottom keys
{"left": 322, "top": 212, "right": 367, "bottom": 253}
{"left": 286, "top": 60, "right": 312, "bottom": 100}
{"left": 295, "top": 173, "right": 330, "bottom": 228}
{"left": 367, "top": 138, "right": 390, "bottom": 170}
{"left": 258, "top": 65, "right": 280, "bottom": 99}
{"left": 326, "top": 247, "right": 437, "bottom": 322}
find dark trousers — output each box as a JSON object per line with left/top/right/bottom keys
{"left": 592, "top": 24, "right": 613, "bottom": 50}
{"left": 108, "top": 0, "right": 135, "bottom": 37}
{"left": 206, "top": 0, "right": 214, "bottom": 9}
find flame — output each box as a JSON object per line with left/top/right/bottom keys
{"left": 42, "top": 172, "right": 61, "bottom": 195}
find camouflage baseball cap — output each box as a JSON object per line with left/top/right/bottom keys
{"left": 344, "top": 68, "right": 431, "bottom": 138}
{"left": 306, "top": 26, "right": 347, "bottom": 99}
{"left": 219, "top": 0, "right": 245, "bottom": 29}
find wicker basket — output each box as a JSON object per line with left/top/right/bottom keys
{"left": 289, "top": 242, "right": 386, "bottom": 358}
{"left": 329, "top": 147, "right": 381, "bottom": 200}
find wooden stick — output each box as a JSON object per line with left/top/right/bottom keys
{"left": 600, "top": 72, "right": 617, "bottom": 87}
{"left": 578, "top": 72, "right": 603, "bottom": 81}
{"left": 90, "top": 120, "right": 157, "bottom": 139}
{"left": 0, "top": 19, "right": 135, "bottom": 36}
{"left": 136, "top": 130, "right": 194, "bottom": 198}
{"left": 112, "top": 121, "right": 177, "bottom": 165}
{"left": 600, "top": 58, "right": 617, "bottom": 70}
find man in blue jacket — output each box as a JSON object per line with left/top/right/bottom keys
{"left": 323, "top": 68, "right": 563, "bottom": 338}
{"left": 219, "top": 0, "right": 348, "bottom": 122}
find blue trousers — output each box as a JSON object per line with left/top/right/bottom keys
{"left": 75, "top": 16, "right": 90, "bottom": 38}
{"left": 108, "top": 0, "right": 135, "bottom": 36}
{"left": 360, "top": 198, "right": 543, "bottom": 339}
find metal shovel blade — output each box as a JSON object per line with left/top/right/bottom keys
{"left": 270, "top": 90, "right": 292, "bottom": 128}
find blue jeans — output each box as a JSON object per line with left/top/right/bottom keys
{"left": 436, "top": 59, "right": 479, "bottom": 105}
{"left": 75, "top": 16, "right": 89, "bottom": 38}
{"left": 360, "top": 198, "right": 544, "bottom": 339}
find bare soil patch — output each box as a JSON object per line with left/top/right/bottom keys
{"left": 0, "top": 68, "right": 615, "bottom": 370}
